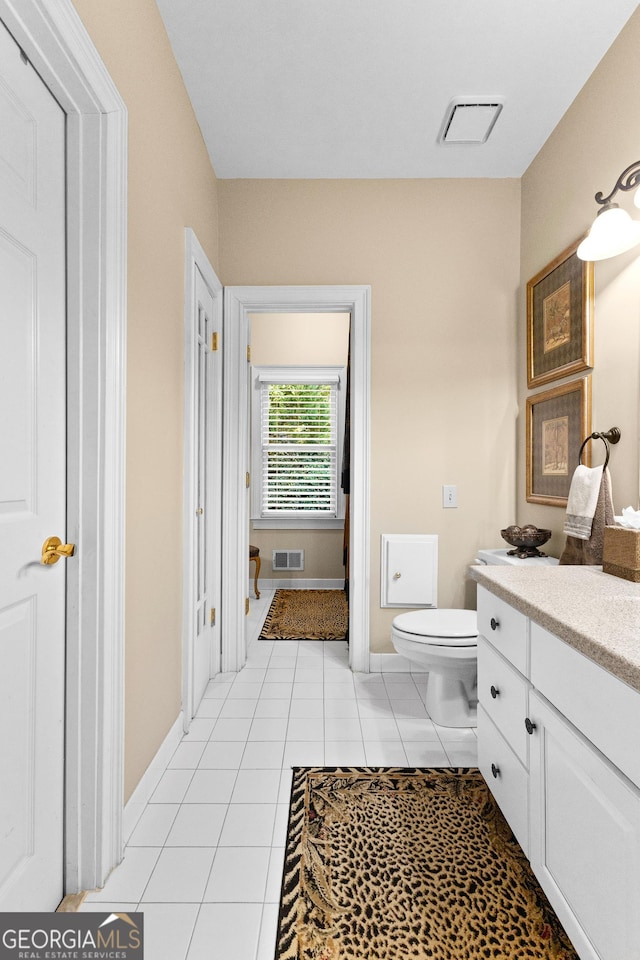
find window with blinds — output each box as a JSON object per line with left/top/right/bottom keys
{"left": 252, "top": 367, "right": 345, "bottom": 523}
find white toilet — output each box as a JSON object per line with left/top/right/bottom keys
{"left": 389, "top": 549, "right": 528, "bottom": 728}
{"left": 391, "top": 608, "right": 478, "bottom": 728}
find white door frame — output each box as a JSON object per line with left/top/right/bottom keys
{"left": 0, "top": 0, "right": 127, "bottom": 891}
{"left": 182, "top": 229, "right": 223, "bottom": 727}
{"left": 222, "top": 286, "right": 371, "bottom": 673}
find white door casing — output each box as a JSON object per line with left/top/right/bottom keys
{"left": 0, "top": 0, "right": 127, "bottom": 893}
{"left": 222, "top": 286, "right": 371, "bottom": 673}
{"left": 183, "top": 229, "right": 222, "bottom": 726}
{"left": 0, "top": 21, "right": 66, "bottom": 909}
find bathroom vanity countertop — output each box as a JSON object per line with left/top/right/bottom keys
{"left": 469, "top": 564, "right": 640, "bottom": 694}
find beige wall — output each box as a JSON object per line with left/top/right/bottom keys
{"left": 250, "top": 530, "right": 346, "bottom": 583}
{"left": 71, "top": 0, "right": 221, "bottom": 800}
{"left": 220, "top": 180, "right": 522, "bottom": 652}
{"left": 250, "top": 312, "right": 349, "bottom": 581}
{"left": 519, "top": 9, "right": 640, "bottom": 557}
{"left": 250, "top": 312, "right": 350, "bottom": 365}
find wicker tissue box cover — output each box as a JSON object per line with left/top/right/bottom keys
{"left": 603, "top": 525, "right": 640, "bottom": 582}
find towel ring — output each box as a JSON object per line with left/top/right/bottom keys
{"left": 578, "top": 427, "right": 621, "bottom": 470}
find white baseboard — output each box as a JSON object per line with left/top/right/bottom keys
{"left": 369, "top": 652, "right": 428, "bottom": 674}
{"left": 123, "top": 712, "right": 184, "bottom": 841}
{"left": 249, "top": 578, "right": 345, "bottom": 591}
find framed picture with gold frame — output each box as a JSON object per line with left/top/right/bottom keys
{"left": 526, "top": 376, "right": 591, "bottom": 506}
{"left": 526, "top": 238, "right": 594, "bottom": 389}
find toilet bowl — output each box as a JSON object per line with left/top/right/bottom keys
{"left": 391, "top": 609, "right": 478, "bottom": 728}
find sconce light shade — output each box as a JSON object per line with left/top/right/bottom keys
{"left": 577, "top": 160, "right": 640, "bottom": 261}
{"left": 577, "top": 204, "right": 640, "bottom": 261}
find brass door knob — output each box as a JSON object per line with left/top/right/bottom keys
{"left": 41, "top": 536, "right": 76, "bottom": 565}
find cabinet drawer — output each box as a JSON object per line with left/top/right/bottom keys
{"left": 478, "top": 705, "right": 529, "bottom": 856}
{"left": 478, "top": 634, "right": 530, "bottom": 765}
{"left": 530, "top": 622, "right": 640, "bottom": 789}
{"left": 477, "top": 587, "right": 528, "bottom": 673}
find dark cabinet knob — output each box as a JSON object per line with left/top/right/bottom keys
{"left": 491, "top": 763, "right": 500, "bottom": 779}
{"left": 524, "top": 717, "right": 537, "bottom": 735}
{"left": 490, "top": 617, "right": 499, "bottom": 631}
{"left": 490, "top": 685, "right": 500, "bottom": 699}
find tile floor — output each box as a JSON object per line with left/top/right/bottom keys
{"left": 82, "top": 590, "right": 477, "bottom": 959}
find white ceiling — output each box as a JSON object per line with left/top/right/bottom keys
{"left": 155, "top": 0, "right": 639, "bottom": 179}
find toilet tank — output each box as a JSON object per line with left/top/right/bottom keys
{"left": 380, "top": 534, "right": 438, "bottom": 608}
{"left": 476, "top": 548, "right": 559, "bottom": 566}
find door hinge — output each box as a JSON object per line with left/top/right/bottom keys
{"left": 247, "top": 344, "right": 251, "bottom": 362}
{"left": 210, "top": 607, "right": 216, "bottom": 626}
{"left": 211, "top": 332, "right": 219, "bottom": 351}
{"left": 246, "top": 471, "right": 250, "bottom": 488}
{"left": 245, "top": 597, "right": 250, "bottom": 615}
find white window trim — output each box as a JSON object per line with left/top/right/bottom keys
{"left": 251, "top": 365, "right": 347, "bottom": 529}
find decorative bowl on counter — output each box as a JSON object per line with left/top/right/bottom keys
{"left": 500, "top": 525, "right": 552, "bottom": 559}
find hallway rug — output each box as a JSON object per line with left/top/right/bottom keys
{"left": 259, "top": 589, "right": 348, "bottom": 641}
{"left": 275, "top": 767, "right": 578, "bottom": 960}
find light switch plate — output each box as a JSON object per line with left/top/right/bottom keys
{"left": 443, "top": 484, "right": 458, "bottom": 508}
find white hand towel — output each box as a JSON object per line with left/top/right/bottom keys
{"left": 563, "top": 464, "right": 604, "bottom": 540}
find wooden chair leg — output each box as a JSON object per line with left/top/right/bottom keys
{"left": 249, "top": 555, "right": 261, "bottom": 599}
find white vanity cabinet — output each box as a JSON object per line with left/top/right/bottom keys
{"left": 476, "top": 585, "right": 640, "bottom": 960}
{"left": 527, "top": 623, "right": 640, "bottom": 960}
{"left": 476, "top": 589, "right": 530, "bottom": 854}
{"left": 528, "top": 689, "right": 640, "bottom": 960}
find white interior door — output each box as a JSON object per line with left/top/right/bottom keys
{"left": 0, "top": 19, "right": 67, "bottom": 909}
{"left": 194, "top": 267, "right": 220, "bottom": 699}
{"left": 184, "top": 231, "right": 223, "bottom": 724}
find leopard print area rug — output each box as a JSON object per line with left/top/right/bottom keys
{"left": 259, "top": 590, "right": 348, "bottom": 641}
{"left": 276, "top": 767, "right": 578, "bottom": 960}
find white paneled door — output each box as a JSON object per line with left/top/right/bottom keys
{"left": 0, "top": 19, "right": 67, "bottom": 909}
{"left": 183, "top": 233, "right": 223, "bottom": 725}
{"left": 193, "top": 265, "right": 220, "bottom": 705}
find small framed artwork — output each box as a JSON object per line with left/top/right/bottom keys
{"left": 526, "top": 238, "right": 594, "bottom": 388}
{"left": 526, "top": 376, "right": 591, "bottom": 506}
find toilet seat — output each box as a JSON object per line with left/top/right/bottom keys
{"left": 391, "top": 609, "right": 477, "bottom": 646}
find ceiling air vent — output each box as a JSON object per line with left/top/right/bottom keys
{"left": 439, "top": 99, "right": 503, "bottom": 144}
{"left": 272, "top": 549, "right": 304, "bottom": 571}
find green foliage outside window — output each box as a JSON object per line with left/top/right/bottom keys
{"left": 267, "top": 383, "right": 332, "bottom": 444}
{"left": 264, "top": 382, "right": 336, "bottom": 512}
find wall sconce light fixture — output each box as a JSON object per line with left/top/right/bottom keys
{"left": 577, "top": 160, "right": 640, "bottom": 261}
